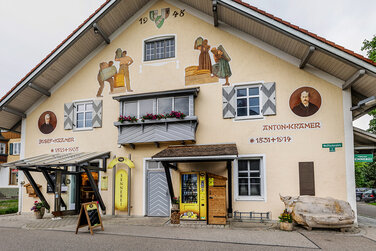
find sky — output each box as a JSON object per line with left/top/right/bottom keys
{"left": 0, "top": 0, "right": 375, "bottom": 128}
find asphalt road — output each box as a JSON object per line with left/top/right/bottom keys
{"left": 357, "top": 202, "right": 376, "bottom": 219}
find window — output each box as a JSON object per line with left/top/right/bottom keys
{"left": 9, "top": 142, "right": 20, "bottom": 155}
{"left": 0, "top": 143, "right": 6, "bottom": 154}
{"left": 235, "top": 156, "right": 265, "bottom": 200}
{"left": 236, "top": 85, "right": 261, "bottom": 118}
{"left": 9, "top": 169, "right": 18, "bottom": 185}
{"left": 144, "top": 37, "right": 175, "bottom": 61}
{"left": 75, "top": 102, "right": 93, "bottom": 129}
{"left": 123, "top": 96, "right": 190, "bottom": 118}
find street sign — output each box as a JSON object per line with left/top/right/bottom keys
{"left": 322, "top": 143, "right": 342, "bottom": 152}
{"left": 354, "top": 154, "right": 373, "bottom": 163}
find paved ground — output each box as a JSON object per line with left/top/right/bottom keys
{"left": 357, "top": 202, "right": 376, "bottom": 219}
{"left": 0, "top": 212, "right": 376, "bottom": 250}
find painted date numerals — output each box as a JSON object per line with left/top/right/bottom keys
{"left": 172, "top": 9, "right": 185, "bottom": 17}
{"left": 139, "top": 17, "right": 148, "bottom": 24}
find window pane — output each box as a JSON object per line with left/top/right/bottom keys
{"left": 77, "top": 113, "right": 84, "bottom": 121}
{"left": 237, "top": 107, "right": 247, "bottom": 116}
{"left": 86, "top": 112, "right": 92, "bottom": 120}
{"left": 124, "top": 102, "right": 137, "bottom": 117}
{"left": 139, "top": 99, "right": 153, "bottom": 116}
{"left": 249, "top": 97, "right": 259, "bottom": 106}
{"left": 250, "top": 160, "right": 260, "bottom": 170}
{"left": 237, "top": 98, "right": 247, "bottom": 107}
{"left": 249, "top": 106, "right": 260, "bottom": 116}
{"left": 248, "top": 87, "right": 259, "bottom": 96}
{"left": 250, "top": 178, "right": 260, "bottom": 184}
{"left": 174, "top": 97, "right": 189, "bottom": 115}
{"left": 237, "top": 88, "right": 247, "bottom": 97}
{"left": 77, "top": 104, "right": 84, "bottom": 112}
{"left": 239, "top": 184, "right": 249, "bottom": 196}
{"left": 238, "top": 172, "right": 248, "bottom": 177}
{"left": 86, "top": 103, "right": 93, "bottom": 111}
{"left": 250, "top": 184, "right": 261, "bottom": 196}
{"left": 77, "top": 120, "right": 84, "bottom": 128}
{"left": 85, "top": 119, "right": 92, "bottom": 128}
{"left": 238, "top": 160, "right": 248, "bottom": 171}
{"left": 250, "top": 172, "right": 260, "bottom": 177}
{"left": 158, "top": 98, "right": 173, "bottom": 114}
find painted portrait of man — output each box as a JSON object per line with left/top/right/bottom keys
{"left": 38, "top": 111, "right": 57, "bottom": 134}
{"left": 290, "top": 87, "right": 321, "bottom": 117}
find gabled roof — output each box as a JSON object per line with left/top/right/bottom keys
{"left": 1, "top": 0, "right": 375, "bottom": 132}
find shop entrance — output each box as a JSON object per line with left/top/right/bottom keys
{"left": 80, "top": 171, "right": 99, "bottom": 204}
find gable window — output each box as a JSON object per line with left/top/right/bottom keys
{"left": 123, "top": 96, "right": 190, "bottom": 118}
{"left": 75, "top": 101, "right": 93, "bottom": 129}
{"left": 144, "top": 36, "right": 175, "bottom": 61}
{"left": 236, "top": 85, "right": 261, "bottom": 118}
{"left": 235, "top": 156, "right": 265, "bottom": 201}
{"left": 0, "top": 143, "right": 6, "bottom": 155}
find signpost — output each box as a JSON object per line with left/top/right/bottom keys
{"left": 354, "top": 154, "right": 373, "bottom": 163}
{"left": 322, "top": 143, "right": 342, "bottom": 152}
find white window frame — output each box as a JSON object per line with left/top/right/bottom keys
{"left": 73, "top": 100, "right": 94, "bottom": 131}
{"left": 234, "top": 154, "right": 266, "bottom": 201}
{"left": 123, "top": 96, "right": 191, "bottom": 119}
{"left": 143, "top": 35, "right": 176, "bottom": 62}
{"left": 13, "top": 142, "right": 21, "bottom": 155}
{"left": 234, "top": 83, "right": 263, "bottom": 120}
{"left": 0, "top": 143, "right": 6, "bottom": 154}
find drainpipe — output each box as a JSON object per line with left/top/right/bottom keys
{"left": 128, "top": 154, "right": 131, "bottom": 216}
{"left": 112, "top": 155, "right": 116, "bottom": 216}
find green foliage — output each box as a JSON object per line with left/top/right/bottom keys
{"left": 355, "top": 162, "right": 367, "bottom": 187}
{"left": 361, "top": 35, "right": 376, "bottom": 62}
{"left": 0, "top": 200, "right": 18, "bottom": 215}
{"left": 278, "top": 209, "right": 293, "bottom": 223}
{"left": 364, "top": 160, "right": 376, "bottom": 188}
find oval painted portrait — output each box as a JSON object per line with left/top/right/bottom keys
{"left": 38, "top": 111, "right": 57, "bottom": 134}
{"left": 289, "top": 87, "right": 321, "bottom": 117}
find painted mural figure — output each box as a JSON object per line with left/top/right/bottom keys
{"left": 195, "top": 37, "right": 212, "bottom": 72}
{"left": 292, "top": 91, "right": 319, "bottom": 117}
{"left": 211, "top": 45, "right": 232, "bottom": 86}
{"left": 115, "top": 49, "right": 134, "bottom": 92}
{"left": 96, "top": 61, "right": 116, "bottom": 97}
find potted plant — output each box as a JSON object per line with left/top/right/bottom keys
{"left": 279, "top": 209, "right": 293, "bottom": 231}
{"left": 171, "top": 197, "right": 179, "bottom": 210}
{"left": 31, "top": 200, "right": 45, "bottom": 219}
{"left": 171, "top": 197, "right": 180, "bottom": 224}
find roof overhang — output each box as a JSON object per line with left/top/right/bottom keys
{"left": 152, "top": 143, "right": 238, "bottom": 162}
{"left": 1, "top": 0, "right": 376, "bottom": 132}
{"left": 353, "top": 127, "right": 376, "bottom": 153}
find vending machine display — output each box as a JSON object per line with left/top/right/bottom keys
{"left": 180, "top": 172, "right": 207, "bottom": 220}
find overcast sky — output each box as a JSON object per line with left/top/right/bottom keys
{"left": 0, "top": 0, "right": 375, "bottom": 128}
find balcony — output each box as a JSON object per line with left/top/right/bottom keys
{"left": 113, "top": 88, "right": 199, "bottom": 147}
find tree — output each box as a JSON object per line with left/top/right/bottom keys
{"left": 361, "top": 35, "right": 376, "bottom": 62}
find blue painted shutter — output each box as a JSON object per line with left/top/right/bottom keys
{"left": 9, "top": 143, "right": 13, "bottom": 155}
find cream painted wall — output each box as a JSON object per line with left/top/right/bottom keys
{"left": 22, "top": 0, "right": 347, "bottom": 219}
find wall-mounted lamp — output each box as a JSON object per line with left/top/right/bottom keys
{"left": 350, "top": 96, "right": 376, "bottom": 111}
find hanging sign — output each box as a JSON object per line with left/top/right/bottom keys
{"left": 354, "top": 154, "right": 373, "bottom": 162}
{"left": 115, "top": 169, "right": 128, "bottom": 211}
{"left": 108, "top": 157, "right": 135, "bottom": 169}
{"left": 322, "top": 143, "right": 342, "bottom": 152}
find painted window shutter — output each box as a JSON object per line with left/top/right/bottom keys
{"left": 299, "top": 162, "right": 315, "bottom": 196}
{"left": 222, "top": 86, "right": 236, "bottom": 118}
{"left": 261, "top": 82, "right": 276, "bottom": 115}
{"left": 64, "top": 102, "right": 74, "bottom": 130}
{"left": 9, "top": 143, "right": 13, "bottom": 155}
{"left": 92, "top": 100, "right": 103, "bottom": 128}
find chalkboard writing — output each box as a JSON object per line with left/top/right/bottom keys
{"left": 75, "top": 202, "right": 104, "bottom": 235}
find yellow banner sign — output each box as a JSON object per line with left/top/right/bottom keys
{"left": 108, "top": 157, "right": 135, "bottom": 169}
{"left": 115, "top": 169, "right": 128, "bottom": 211}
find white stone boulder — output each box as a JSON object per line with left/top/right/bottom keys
{"left": 280, "top": 195, "right": 355, "bottom": 230}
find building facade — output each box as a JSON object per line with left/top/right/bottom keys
{"left": 1, "top": 0, "right": 376, "bottom": 221}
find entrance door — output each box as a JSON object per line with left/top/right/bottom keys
{"left": 147, "top": 171, "right": 170, "bottom": 216}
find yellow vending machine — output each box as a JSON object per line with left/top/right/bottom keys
{"left": 180, "top": 172, "right": 207, "bottom": 220}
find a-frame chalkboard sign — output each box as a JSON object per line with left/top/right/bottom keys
{"left": 75, "top": 202, "right": 104, "bottom": 235}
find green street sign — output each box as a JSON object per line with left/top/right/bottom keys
{"left": 322, "top": 143, "right": 342, "bottom": 152}
{"left": 354, "top": 154, "right": 373, "bottom": 162}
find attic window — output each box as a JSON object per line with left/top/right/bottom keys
{"left": 144, "top": 36, "right": 175, "bottom": 61}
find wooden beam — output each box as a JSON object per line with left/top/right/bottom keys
{"left": 23, "top": 170, "right": 50, "bottom": 210}
{"left": 9, "top": 120, "right": 22, "bottom": 132}
{"left": 84, "top": 167, "right": 106, "bottom": 214}
{"left": 343, "top": 69, "right": 366, "bottom": 90}
{"left": 0, "top": 106, "right": 26, "bottom": 118}
{"left": 162, "top": 162, "right": 175, "bottom": 201}
{"left": 28, "top": 83, "right": 51, "bottom": 97}
{"left": 299, "top": 46, "right": 315, "bottom": 69}
{"left": 213, "top": 0, "right": 218, "bottom": 27}
{"left": 41, "top": 169, "right": 67, "bottom": 209}
{"left": 93, "top": 23, "right": 110, "bottom": 44}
